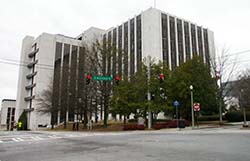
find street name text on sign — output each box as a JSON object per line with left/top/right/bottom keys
{"left": 92, "top": 76, "right": 112, "bottom": 81}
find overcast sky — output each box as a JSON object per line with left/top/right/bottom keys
{"left": 0, "top": 0, "right": 250, "bottom": 105}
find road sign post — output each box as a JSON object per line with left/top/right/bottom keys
{"left": 193, "top": 103, "right": 200, "bottom": 128}
{"left": 173, "top": 100, "right": 180, "bottom": 129}
{"left": 193, "top": 103, "right": 200, "bottom": 112}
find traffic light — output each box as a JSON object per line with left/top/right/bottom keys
{"left": 159, "top": 73, "right": 164, "bottom": 83}
{"left": 86, "top": 74, "right": 91, "bottom": 85}
{"left": 115, "top": 75, "right": 120, "bottom": 85}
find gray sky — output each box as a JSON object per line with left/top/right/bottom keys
{"left": 0, "top": 0, "right": 250, "bottom": 104}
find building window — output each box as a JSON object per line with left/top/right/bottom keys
{"left": 52, "top": 42, "right": 63, "bottom": 114}
{"left": 203, "top": 29, "right": 210, "bottom": 65}
{"left": 161, "top": 13, "right": 169, "bottom": 66}
{"left": 112, "top": 28, "right": 117, "bottom": 78}
{"left": 191, "top": 24, "right": 197, "bottom": 56}
{"left": 68, "top": 45, "right": 78, "bottom": 120}
{"left": 130, "top": 19, "right": 135, "bottom": 76}
{"left": 108, "top": 31, "right": 112, "bottom": 76}
{"left": 124, "top": 22, "right": 129, "bottom": 77}
{"left": 55, "top": 42, "right": 62, "bottom": 60}
{"left": 197, "top": 26, "right": 203, "bottom": 60}
{"left": 184, "top": 22, "right": 190, "bottom": 61}
{"left": 136, "top": 15, "right": 142, "bottom": 71}
{"left": 61, "top": 44, "right": 70, "bottom": 120}
{"left": 118, "top": 25, "right": 123, "bottom": 76}
{"left": 177, "top": 19, "right": 184, "bottom": 65}
{"left": 169, "top": 16, "right": 176, "bottom": 69}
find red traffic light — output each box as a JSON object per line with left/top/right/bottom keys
{"left": 115, "top": 75, "right": 120, "bottom": 85}
{"left": 115, "top": 75, "right": 120, "bottom": 81}
{"left": 159, "top": 73, "right": 164, "bottom": 80}
{"left": 86, "top": 74, "right": 91, "bottom": 85}
{"left": 86, "top": 74, "right": 92, "bottom": 80}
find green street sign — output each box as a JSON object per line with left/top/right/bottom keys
{"left": 92, "top": 76, "right": 112, "bottom": 81}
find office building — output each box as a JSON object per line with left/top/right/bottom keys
{"left": 16, "top": 8, "right": 215, "bottom": 130}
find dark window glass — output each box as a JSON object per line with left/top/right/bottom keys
{"left": 124, "top": 22, "right": 128, "bottom": 77}
{"left": 184, "top": 22, "right": 190, "bottom": 61}
{"left": 108, "top": 31, "right": 112, "bottom": 76}
{"left": 130, "top": 19, "right": 135, "bottom": 76}
{"left": 191, "top": 24, "right": 197, "bottom": 56}
{"left": 161, "top": 13, "right": 169, "bottom": 66}
{"left": 112, "top": 28, "right": 117, "bottom": 79}
{"left": 52, "top": 42, "right": 63, "bottom": 116}
{"left": 55, "top": 42, "right": 62, "bottom": 60}
{"left": 103, "top": 34, "right": 107, "bottom": 75}
{"left": 69, "top": 45, "right": 78, "bottom": 121}
{"left": 77, "top": 47, "right": 86, "bottom": 111}
{"left": 52, "top": 57, "right": 61, "bottom": 114}
{"left": 203, "top": 29, "right": 210, "bottom": 65}
{"left": 63, "top": 44, "right": 70, "bottom": 56}
{"left": 118, "top": 26, "right": 123, "bottom": 76}
{"left": 136, "top": 15, "right": 142, "bottom": 71}
{"left": 169, "top": 16, "right": 176, "bottom": 68}
{"left": 61, "top": 44, "right": 70, "bottom": 118}
{"left": 177, "top": 19, "right": 184, "bottom": 65}
{"left": 197, "top": 26, "right": 203, "bottom": 60}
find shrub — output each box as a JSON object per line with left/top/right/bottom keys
{"left": 225, "top": 111, "right": 250, "bottom": 122}
{"left": 153, "top": 123, "right": 168, "bottom": 130}
{"left": 167, "top": 120, "right": 178, "bottom": 128}
{"left": 137, "top": 125, "right": 145, "bottom": 130}
{"left": 198, "top": 115, "right": 221, "bottom": 121}
{"left": 123, "top": 124, "right": 145, "bottom": 130}
{"left": 18, "top": 111, "right": 28, "bottom": 130}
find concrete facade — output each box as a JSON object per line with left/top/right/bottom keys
{"left": 16, "top": 8, "right": 215, "bottom": 130}
{"left": 0, "top": 99, "right": 16, "bottom": 130}
{"left": 15, "top": 33, "right": 83, "bottom": 130}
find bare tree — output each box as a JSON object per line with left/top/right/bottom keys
{"left": 210, "top": 46, "right": 238, "bottom": 123}
{"left": 36, "top": 81, "right": 57, "bottom": 129}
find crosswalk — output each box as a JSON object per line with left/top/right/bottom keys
{"left": 0, "top": 134, "right": 67, "bottom": 144}
{"left": 0, "top": 131, "right": 138, "bottom": 144}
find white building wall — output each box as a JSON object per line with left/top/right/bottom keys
{"left": 141, "top": 8, "right": 162, "bottom": 61}
{"left": 30, "top": 33, "right": 56, "bottom": 129}
{"left": 15, "top": 36, "right": 34, "bottom": 122}
{"left": 16, "top": 33, "right": 83, "bottom": 130}
{"left": 0, "top": 100, "right": 16, "bottom": 129}
{"left": 207, "top": 30, "right": 216, "bottom": 64}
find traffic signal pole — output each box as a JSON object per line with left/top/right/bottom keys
{"left": 147, "top": 56, "right": 152, "bottom": 129}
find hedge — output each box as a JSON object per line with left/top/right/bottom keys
{"left": 225, "top": 111, "right": 250, "bottom": 122}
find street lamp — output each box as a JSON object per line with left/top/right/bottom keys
{"left": 190, "top": 85, "right": 195, "bottom": 129}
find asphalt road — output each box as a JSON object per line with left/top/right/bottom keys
{"left": 0, "top": 126, "right": 250, "bottom": 161}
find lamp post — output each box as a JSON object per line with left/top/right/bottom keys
{"left": 147, "top": 56, "right": 152, "bottom": 129}
{"left": 240, "top": 89, "right": 247, "bottom": 127}
{"left": 190, "top": 85, "right": 195, "bottom": 129}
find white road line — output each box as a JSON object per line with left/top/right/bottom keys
{"left": 35, "top": 136, "right": 43, "bottom": 140}
{"left": 12, "top": 138, "right": 20, "bottom": 142}
{"left": 16, "top": 138, "right": 24, "bottom": 141}
{"left": 0, "top": 140, "right": 3, "bottom": 143}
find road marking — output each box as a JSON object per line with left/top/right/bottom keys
{"left": 12, "top": 138, "right": 20, "bottom": 142}
{"left": 0, "top": 140, "right": 3, "bottom": 143}
{"left": 16, "top": 138, "right": 24, "bottom": 141}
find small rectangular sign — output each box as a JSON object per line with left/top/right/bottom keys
{"left": 92, "top": 76, "right": 112, "bottom": 81}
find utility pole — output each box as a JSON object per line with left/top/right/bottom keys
{"left": 190, "top": 85, "right": 195, "bottom": 129}
{"left": 147, "top": 56, "right": 152, "bottom": 129}
{"left": 219, "top": 77, "right": 223, "bottom": 123}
